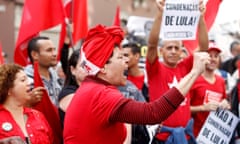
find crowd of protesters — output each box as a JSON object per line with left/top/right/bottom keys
{"left": 0, "top": 0, "right": 240, "bottom": 144}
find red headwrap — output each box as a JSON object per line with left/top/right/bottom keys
{"left": 80, "top": 24, "right": 124, "bottom": 75}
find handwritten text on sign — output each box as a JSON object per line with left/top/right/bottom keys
{"left": 197, "top": 109, "right": 240, "bottom": 144}
{"left": 160, "top": 0, "right": 200, "bottom": 40}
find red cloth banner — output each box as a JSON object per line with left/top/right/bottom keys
{"left": 0, "top": 42, "right": 4, "bottom": 64}
{"left": 33, "top": 62, "right": 63, "bottom": 144}
{"left": 15, "top": 0, "right": 65, "bottom": 66}
{"left": 113, "top": 5, "right": 120, "bottom": 26}
{"left": 183, "top": 0, "right": 222, "bottom": 54}
{"left": 57, "top": 0, "right": 88, "bottom": 60}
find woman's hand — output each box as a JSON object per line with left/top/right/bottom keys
{"left": 27, "top": 86, "right": 46, "bottom": 107}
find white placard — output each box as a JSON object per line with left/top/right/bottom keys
{"left": 197, "top": 109, "right": 240, "bottom": 144}
{"left": 160, "top": 0, "right": 200, "bottom": 40}
{"left": 127, "top": 16, "right": 154, "bottom": 38}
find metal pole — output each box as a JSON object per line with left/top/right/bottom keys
{"left": 66, "top": 0, "right": 74, "bottom": 51}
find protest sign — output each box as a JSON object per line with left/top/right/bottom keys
{"left": 127, "top": 16, "right": 154, "bottom": 38}
{"left": 126, "top": 16, "right": 154, "bottom": 57}
{"left": 197, "top": 109, "right": 240, "bottom": 144}
{"left": 160, "top": 0, "right": 200, "bottom": 40}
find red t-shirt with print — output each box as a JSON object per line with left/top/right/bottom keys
{"left": 146, "top": 56, "right": 193, "bottom": 141}
{"left": 190, "top": 75, "right": 227, "bottom": 137}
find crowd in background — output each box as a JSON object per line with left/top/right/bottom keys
{"left": 0, "top": 0, "right": 240, "bottom": 144}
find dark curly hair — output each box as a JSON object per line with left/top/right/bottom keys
{"left": 64, "top": 50, "right": 80, "bottom": 86}
{"left": 0, "top": 63, "right": 23, "bottom": 103}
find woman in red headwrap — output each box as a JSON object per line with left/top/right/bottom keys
{"left": 63, "top": 24, "right": 210, "bottom": 144}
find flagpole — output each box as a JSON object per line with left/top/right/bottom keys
{"left": 66, "top": 19, "right": 74, "bottom": 51}
{"left": 67, "top": 0, "right": 74, "bottom": 51}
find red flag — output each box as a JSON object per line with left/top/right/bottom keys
{"left": 57, "top": 0, "right": 88, "bottom": 60}
{"left": 73, "top": 0, "right": 88, "bottom": 43}
{"left": 15, "top": 0, "right": 65, "bottom": 66}
{"left": 238, "top": 61, "right": 240, "bottom": 100}
{"left": 0, "top": 42, "right": 4, "bottom": 64}
{"left": 183, "top": 0, "right": 222, "bottom": 54}
{"left": 33, "top": 62, "right": 63, "bottom": 144}
{"left": 113, "top": 5, "right": 120, "bottom": 26}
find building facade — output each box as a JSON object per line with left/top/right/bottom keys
{"left": 0, "top": 0, "right": 156, "bottom": 63}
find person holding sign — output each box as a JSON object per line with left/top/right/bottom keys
{"left": 189, "top": 43, "right": 231, "bottom": 137}
{"left": 146, "top": 0, "right": 208, "bottom": 143}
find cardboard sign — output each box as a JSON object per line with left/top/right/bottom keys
{"left": 160, "top": 0, "right": 200, "bottom": 40}
{"left": 127, "top": 16, "right": 154, "bottom": 38}
{"left": 197, "top": 109, "right": 240, "bottom": 144}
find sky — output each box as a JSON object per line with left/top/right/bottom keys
{"left": 209, "top": 0, "right": 240, "bottom": 59}
{"left": 214, "top": 0, "right": 240, "bottom": 24}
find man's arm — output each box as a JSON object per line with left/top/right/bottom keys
{"left": 110, "top": 52, "right": 210, "bottom": 124}
{"left": 147, "top": 0, "right": 165, "bottom": 64}
{"left": 176, "top": 52, "right": 210, "bottom": 96}
{"left": 196, "top": 0, "right": 208, "bottom": 52}
{"left": 61, "top": 23, "right": 72, "bottom": 75}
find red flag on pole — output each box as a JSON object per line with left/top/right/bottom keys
{"left": 113, "top": 5, "right": 120, "bottom": 26}
{"left": 57, "top": 0, "right": 88, "bottom": 60}
{"left": 0, "top": 42, "right": 4, "bottom": 64}
{"left": 15, "top": 0, "right": 65, "bottom": 66}
{"left": 73, "top": 0, "right": 88, "bottom": 43}
{"left": 183, "top": 0, "right": 222, "bottom": 54}
{"left": 33, "top": 62, "right": 63, "bottom": 144}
